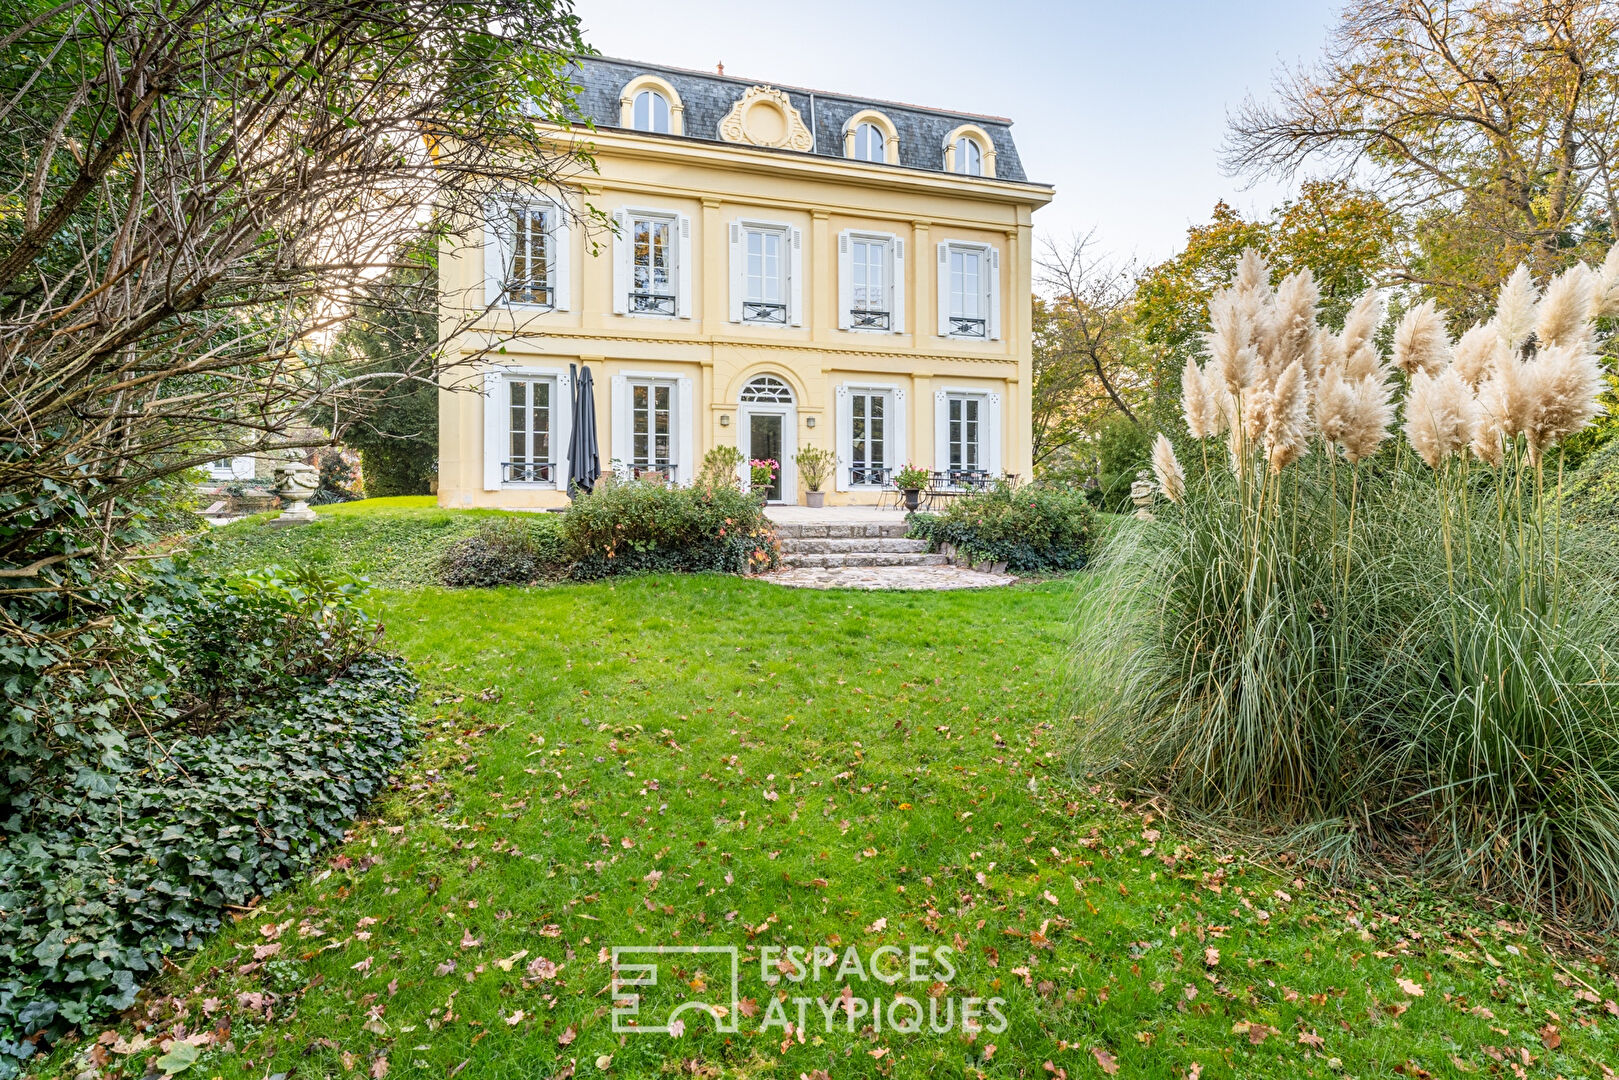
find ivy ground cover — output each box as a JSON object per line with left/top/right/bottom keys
{"left": 34, "top": 515, "right": 1619, "bottom": 1079}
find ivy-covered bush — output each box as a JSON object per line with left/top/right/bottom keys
{"left": 437, "top": 515, "right": 568, "bottom": 587}
{"left": 1, "top": 556, "right": 416, "bottom": 1075}
{"left": 0, "top": 656, "right": 416, "bottom": 1073}
{"left": 562, "top": 476, "right": 779, "bottom": 580}
{"left": 908, "top": 482, "right": 1096, "bottom": 572}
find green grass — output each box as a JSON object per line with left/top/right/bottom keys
{"left": 195, "top": 497, "right": 523, "bottom": 588}
{"left": 36, "top": 505, "right": 1619, "bottom": 1080}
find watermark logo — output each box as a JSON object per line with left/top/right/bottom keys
{"left": 611, "top": 946, "right": 741, "bottom": 1035}
{"left": 610, "top": 943, "right": 1005, "bottom": 1038}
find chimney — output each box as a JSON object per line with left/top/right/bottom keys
{"left": 716, "top": 62, "right": 724, "bottom": 76}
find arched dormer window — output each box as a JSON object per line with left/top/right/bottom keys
{"left": 842, "top": 109, "right": 898, "bottom": 165}
{"left": 942, "top": 124, "right": 996, "bottom": 178}
{"left": 618, "top": 74, "right": 684, "bottom": 136}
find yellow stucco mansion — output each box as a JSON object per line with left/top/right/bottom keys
{"left": 436, "top": 56, "right": 1053, "bottom": 507}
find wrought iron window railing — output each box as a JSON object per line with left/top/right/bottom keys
{"left": 742, "top": 301, "right": 788, "bottom": 324}
{"left": 849, "top": 465, "right": 891, "bottom": 486}
{"left": 629, "top": 462, "right": 677, "bottom": 482}
{"left": 504, "top": 282, "right": 553, "bottom": 306}
{"left": 949, "top": 316, "right": 987, "bottom": 338}
{"left": 504, "top": 461, "right": 555, "bottom": 483}
{"left": 629, "top": 292, "right": 677, "bottom": 316}
{"left": 850, "top": 308, "right": 891, "bottom": 331}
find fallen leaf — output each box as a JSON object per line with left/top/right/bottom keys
{"left": 1396, "top": 977, "right": 1424, "bottom": 997}
{"left": 1204, "top": 947, "right": 1219, "bottom": 967}
{"left": 1539, "top": 1023, "right": 1560, "bottom": 1050}
{"left": 1090, "top": 1048, "right": 1119, "bottom": 1075}
{"left": 155, "top": 1042, "right": 201, "bottom": 1075}
{"left": 558, "top": 1025, "right": 577, "bottom": 1046}
{"left": 866, "top": 917, "right": 887, "bottom": 933}
{"left": 371, "top": 1055, "right": 389, "bottom": 1079}
{"left": 1298, "top": 1030, "right": 1325, "bottom": 1049}
{"left": 595, "top": 1054, "right": 612, "bottom": 1071}
{"left": 506, "top": 1010, "right": 525, "bottom": 1026}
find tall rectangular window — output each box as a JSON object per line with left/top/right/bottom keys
{"left": 631, "top": 216, "right": 675, "bottom": 315}
{"left": 949, "top": 247, "right": 985, "bottom": 337}
{"left": 507, "top": 377, "right": 554, "bottom": 482}
{"left": 947, "top": 394, "right": 982, "bottom": 473}
{"left": 849, "top": 391, "right": 890, "bottom": 485}
{"left": 743, "top": 227, "right": 786, "bottom": 324}
{"left": 505, "top": 206, "right": 551, "bottom": 305}
{"left": 630, "top": 380, "right": 675, "bottom": 478}
{"left": 851, "top": 238, "right": 889, "bottom": 330}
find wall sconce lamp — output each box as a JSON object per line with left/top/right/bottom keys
{"left": 805, "top": 416, "right": 817, "bottom": 428}
{"left": 719, "top": 414, "right": 730, "bottom": 426}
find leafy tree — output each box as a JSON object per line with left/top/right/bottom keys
{"left": 1225, "top": 0, "right": 1619, "bottom": 316}
{"left": 328, "top": 247, "right": 440, "bottom": 496}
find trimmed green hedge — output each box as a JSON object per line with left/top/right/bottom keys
{"left": 0, "top": 657, "right": 416, "bottom": 1074}
{"left": 437, "top": 515, "right": 569, "bottom": 587}
{"left": 908, "top": 483, "right": 1096, "bottom": 572}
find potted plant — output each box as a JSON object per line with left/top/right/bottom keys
{"left": 748, "top": 457, "right": 778, "bottom": 502}
{"left": 894, "top": 463, "right": 931, "bottom": 512}
{"left": 796, "top": 445, "right": 834, "bottom": 508}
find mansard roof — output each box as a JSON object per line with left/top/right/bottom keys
{"left": 563, "top": 55, "right": 1034, "bottom": 185}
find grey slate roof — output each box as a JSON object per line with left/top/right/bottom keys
{"left": 563, "top": 56, "right": 1032, "bottom": 185}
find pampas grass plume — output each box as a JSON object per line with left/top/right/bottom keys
{"left": 1534, "top": 266, "right": 1595, "bottom": 351}
{"left": 1522, "top": 342, "right": 1607, "bottom": 463}
{"left": 1392, "top": 299, "right": 1451, "bottom": 376}
{"left": 1340, "top": 371, "right": 1395, "bottom": 464}
{"left": 1263, "top": 358, "right": 1311, "bottom": 472}
{"left": 1151, "top": 433, "right": 1186, "bottom": 503}
{"left": 1450, "top": 323, "right": 1502, "bottom": 388}
{"left": 1494, "top": 264, "right": 1538, "bottom": 352}
{"left": 1595, "top": 241, "right": 1619, "bottom": 318}
{"left": 1339, "top": 288, "right": 1384, "bottom": 358}
{"left": 1403, "top": 367, "right": 1477, "bottom": 468}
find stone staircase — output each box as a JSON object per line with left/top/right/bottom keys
{"left": 774, "top": 521, "right": 948, "bottom": 569}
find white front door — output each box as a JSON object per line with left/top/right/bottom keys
{"left": 738, "top": 403, "right": 796, "bottom": 504}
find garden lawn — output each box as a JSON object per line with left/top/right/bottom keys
{"left": 37, "top": 515, "right": 1619, "bottom": 1080}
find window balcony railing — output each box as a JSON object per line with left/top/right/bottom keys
{"left": 504, "top": 461, "right": 555, "bottom": 483}
{"left": 504, "top": 281, "right": 553, "bottom": 306}
{"left": 850, "top": 308, "right": 891, "bottom": 331}
{"left": 629, "top": 462, "right": 677, "bottom": 482}
{"left": 629, "top": 292, "right": 677, "bottom": 316}
{"left": 742, "top": 301, "right": 788, "bottom": 324}
{"left": 937, "top": 468, "right": 993, "bottom": 490}
{"left": 850, "top": 465, "right": 890, "bottom": 487}
{"left": 949, "top": 316, "right": 987, "bottom": 338}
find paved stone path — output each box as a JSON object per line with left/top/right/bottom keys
{"left": 761, "top": 565, "right": 1016, "bottom": 590}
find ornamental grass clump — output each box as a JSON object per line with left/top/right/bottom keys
{"left": 1075, "top": 248, "right": 1619, "bottom": 925}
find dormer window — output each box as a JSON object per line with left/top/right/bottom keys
{"left": 954, "top": 136, "right": 982, "bottom": 176}
{"left": 618, "top": 75, "right": 684, "bottom": 136}
{"left": 852, "top": 123, "right": 883, "bottom": 162}
{"left": 942, "top": 124, "right": 997, "bottom": 178}
{"left": 633, "top": 89, "right": 670, "bottom": 133}
{"left": 842, "top": 110, "right": 898, "bottom": 165}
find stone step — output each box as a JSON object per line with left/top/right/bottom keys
{"left": 782, "top": 552, "right": 951, "bottom": 569}
{"left": 778, "top": 537, "right": 930, "bottom": 555}
{"left": 772, "top": 522, "right": 911, "bottom": 540}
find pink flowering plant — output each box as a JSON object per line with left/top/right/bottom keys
{"left": 748, "top": 458, "right": 778, "bottom": 488}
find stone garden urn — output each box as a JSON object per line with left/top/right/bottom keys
{"left": 270, "top": 461, "right": 320, "bottom": 526}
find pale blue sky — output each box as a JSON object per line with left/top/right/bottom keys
{"left": 572, "top": 0, "right": 1344, "bottom": 267}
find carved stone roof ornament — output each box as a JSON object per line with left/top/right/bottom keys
{"left": 717, "top": 85, "right": 814, "bottom": 152}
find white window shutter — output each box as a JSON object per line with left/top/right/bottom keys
{"left": 890, "top": 236, "right": 906, "bottom": 334}
{"left": 677, "top": 214, "right": 693, "bottom": 319}
{"left": 728, "top": 222, "right": 743, "bottom": 323}
{"left": 675, "top": 376, "right": 695, "bottom": 484}
{"left": 552, "top": 371, "right": 573, "bottom": 476}
{"left": 789, "top": 227, "right": 804, "bottom": 326}
{"left": 483, "top": 370, "right": 504, "bottom": 490}
{"left": 936, "top": 243, "right": 951, "bottom": 337}
{"left": 890, "top": 389, "right": 907, "bottom": 474}
{"left": 611, "top": 211, "right": 628, "bottom": 315}
{"left": 837, "top": 231, "right": 852, "bottom": 330}
{"left": 987, "top": 393, "right": 1004, "bottom": 476}
{"left": 549, "top": 201, "right": 570, "bottom": 312}
{"left": 609, "top": 374, "right": 630, "bottom": 474}
{"left": 834, "top": 384, "right": 851, "bottom": 492}
{"left": 483, "top": 201, "right": 506, "bottom": 308}
{"left": 933, "top": 391, "right": 950, "bottom": 473}
{"left": 988, "top": 247, "right": 1001, "bottom": 340}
